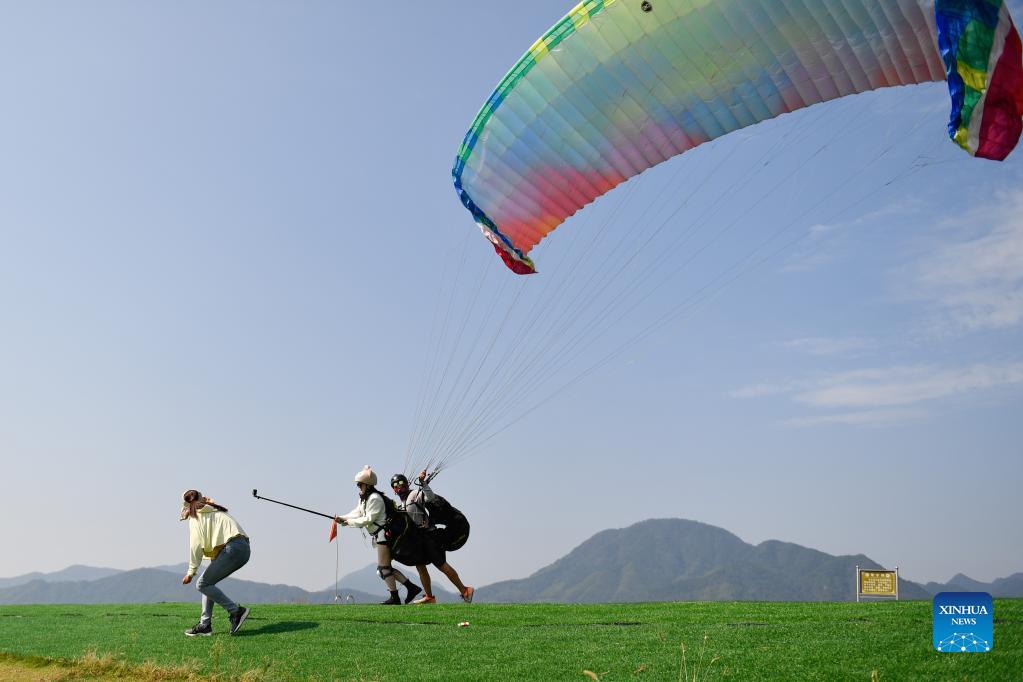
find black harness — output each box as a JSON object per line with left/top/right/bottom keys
{"left": 374, "top": 492, "right": 413, "bottom": 550}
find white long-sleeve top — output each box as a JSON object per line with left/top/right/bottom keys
{"left": 399, "top": 483, "right": 436, "bottom": 529}
{"left": 340, "top": 492, "right": 386, "bottom": 534}
{"left": 186, "top": 505, "right": 247, "bottom": 577}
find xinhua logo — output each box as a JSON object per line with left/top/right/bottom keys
{"left": 933, "top": 592, "right": 993, "bottom": 652}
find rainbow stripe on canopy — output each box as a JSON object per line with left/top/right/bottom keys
{"left": 936, "top": 0, "right": 1023, "bottom": 160}
{"left": 452, "top": 0, "right": 1023, "bottom": 274}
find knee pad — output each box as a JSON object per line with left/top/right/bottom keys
{"left": 376, "top": 565, "right": 394, "bottom": 580}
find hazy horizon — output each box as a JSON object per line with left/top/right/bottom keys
{"left": 3, "top": 514, "right": 1019, "bottom": 591}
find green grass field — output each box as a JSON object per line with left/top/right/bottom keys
{"left": 0, "top": 600, "right": 1020, "bottom": 680}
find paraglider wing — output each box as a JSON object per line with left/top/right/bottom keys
{"left": 936, "top": 0, "right": 1023, "bottom": 159}
{"left": 452, "top": 0, "right": 1023, "bottom": 274}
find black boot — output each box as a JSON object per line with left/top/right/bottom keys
{"left": 380, "top": 591, "right": 401, "bottom": 605}
{"left": 404, "top": 582, "right": 422, "bottom": 604}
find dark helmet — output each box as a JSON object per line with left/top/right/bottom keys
{"left": 390, "top": 474, "right": 409, "bottom": 490}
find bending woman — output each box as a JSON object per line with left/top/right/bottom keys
{"left": 180, "top": 490, "right": 251, "bottom": 636}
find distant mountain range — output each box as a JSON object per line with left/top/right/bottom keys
{"left": 0, "top": 562, "right": 460, "bottom": 606}
{"left": 1, "top": 519, "right": 1019, "bottom": 604}
{"left": 476, "top": 519, "right": 1022, "bottom": 603}
{"left": 0, "top": 564, "right": 122, "bottom": 588}
{"left": 923, "top": 572, "right": 1023, "bottom": 597}
{"left": 0, "top": 567, "right": 379, "bottom": 606}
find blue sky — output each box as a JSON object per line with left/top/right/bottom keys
{"left": 1, "top": 2, "right": 1021, "bottom": 592}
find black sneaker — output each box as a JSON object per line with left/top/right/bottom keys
{"left": 229, "top": 606, "right": 250, "bottom": 635}
{"left": 404, "top": 583, "right": 422, "bottom": 604}
{"left": 379, "top": 593, "right": 401, "bottom": 605}
{"left": 185, "top": 621, "right": 212, "bottom": 637}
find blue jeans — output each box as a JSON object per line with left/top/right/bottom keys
{"left": 196, "top": 536, "right": 250, "bottom": 625}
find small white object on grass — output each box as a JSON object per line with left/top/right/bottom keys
{"left": 458, "top": 621, "right": 470, "bottom": 627}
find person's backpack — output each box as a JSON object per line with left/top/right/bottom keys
{"left": 425, "top": 495, "right": 470, "bottom": 552}
{"left": 377, "top": 493, "right": 415, "bottom": 550}
{"left": 423, "top": 494, "right": 457, "bottom": 525}
{"left": 381, "top": 493, "right": 445, "bottom": 567}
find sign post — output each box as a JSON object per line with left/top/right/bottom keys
{"left": 856, "top": 566, "right": 899, "bottom": 602}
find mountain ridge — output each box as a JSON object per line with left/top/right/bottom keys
{"left": 475, "top": 518, "right": 1012, "bottom": 603}
{"left": 2, "top": 519, "right": 1019, "bottom": 604}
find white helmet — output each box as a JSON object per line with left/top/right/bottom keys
{"left": 353, "top": 465, "right": 377, "bottom": 486}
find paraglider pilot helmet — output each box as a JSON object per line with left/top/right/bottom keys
{"left": 390, "top": 474, "right": 410, "bottom": 495}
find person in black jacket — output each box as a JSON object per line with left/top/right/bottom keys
{"left": 391, "top": 471, "right": 473, "bottom": 604}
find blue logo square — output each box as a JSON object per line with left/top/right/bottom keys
{"left": 933, "top": 592, "right": 993, "bottom": 652}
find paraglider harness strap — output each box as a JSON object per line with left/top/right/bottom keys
{"left": 411, "top": 477, "right": 443, "bottom": 528}
{"left": 405, "top": 491, "right": 431, "bottom": 529}
{"left": 363, "top": 492, "right": 388, "bottom": 542}
{"left": 378, "top": 494, "right": 411, "bottom": 547}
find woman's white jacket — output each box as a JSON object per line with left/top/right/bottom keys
{"left": 186, "top": 506, "right": 247, "bottom": 576}
{"left": 340, "top": 492, "right": 386, "bottom": 534}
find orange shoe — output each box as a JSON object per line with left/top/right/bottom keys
{"left": 412, "top": 594, "right": 437, "bottom": 604}
{"left": 461, "top": 586, "right": 474, "bottom": 603}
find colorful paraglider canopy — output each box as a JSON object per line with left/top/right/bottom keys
{"left": 452, "top": 0, "right": 1023, "bottom": 274}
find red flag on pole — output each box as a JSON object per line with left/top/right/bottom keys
{"left": 329, "top": 518, "right": 338, "bottom": 542}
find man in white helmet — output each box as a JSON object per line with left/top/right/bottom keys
{"left": 335, "top": 466, "right": 421, "bottom": 605}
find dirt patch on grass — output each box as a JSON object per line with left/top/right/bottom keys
{"left": 0, "top": 660, "right": 70, "bottom": 681}
{"left": 0, "top": 652, "right": 197, "bottom": 681}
